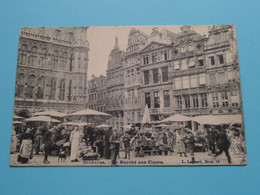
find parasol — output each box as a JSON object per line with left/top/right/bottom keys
{"left": 156, "top": 124, "right": 171, "bottom": 127}
{"left": 141, "top": 104, "right": 151, "bottom": 124}
{"left": 65, "top": 108, "right": 111, "bottom": 122}
{"left": 24, "top": 116, "right": 61, "bottom": 123}
{"left": 62, "top": 122, "right": 92, "bottom": 127}
{"left": 161, "top": 114, "right": 192, "bottom": 122}
{"left": 192, "top": 114, "right": 243, "bottom": 125}
{"left": 13, "top": 115, "right": 23, "bottom": 120}
{"left": 32, "top": 110, "right": 66, "bottom": 118}
{"left": 12, "top": 121, "right": 24, "bottom": 125}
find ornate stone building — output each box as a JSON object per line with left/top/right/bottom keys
{"left": 14, "top": 27, "right": 89, "bottom": 117}
{"left": 88, "top": 25, "right": 242, "bottom": 129}
{"left": 87, "top": 74, "right": 106, "bottom": 112}
{"left": 139, "top": 28, "right": 177, "bottom": 121}
{"left": 123, "top": 28, "right": 148, "bottom": 125}
{"left": 106, "top": 37, "right": 125, "bottom": 129}
{"left": 171, "top": 25, "right": 241, "bottom": 130}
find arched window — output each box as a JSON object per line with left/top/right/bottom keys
{"left": 28, "top": 46, "right": 38, "bottom": 66}
{"left": 19, "top": 44, "right": 28, "bottom": 65}
{"left": 50, "top": 78, "right": 56, "bottom": 100}
{"left": 59, "top": 79, "right": 66, "bottom": 101}
{"left": 37, "top": 76, "right": 45, "bottom": 99}
{"left": 61, "top": 52, "right": 67, "bottom": 69}
{"left": 16, "top": 73, "right": 25, "bottom": 97}
{"left": 26, "top": 74, "right": 36, "bottom": 98}
{"left": 68, "top": 80, "right": 72, "bottom": 101}
{"left": 40, "top": 48, "right": 47, "bottom": 67}
{"left": 53, "top": 50, "right": 59, "bottom": 69}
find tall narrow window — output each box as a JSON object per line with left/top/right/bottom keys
{"left": 37, "top": 76, "right": 45, "bottom": 99}
{"left": 209, "top": 56, "right": 215, "bottom": 65}
{"left": 176, "top": 96, "right": 182, "bottom": 109}
{"left": 68, "top": 80, "right": 72, "bottom": 101}
{"left": 153, "top": 68, "right": 159, "bottom": 84}
{"left": 221, "top": 92, "right": 229, "bottom": 107}
{"left": 16, "top": 73, "right": 25, "bottom": 98}
{"left": 26, "top": 75, "right": 36, "bottom": 99}
{"left": 218, "top": 55, "right": 224, "bottom": 64}
{"left": 184, "top": 95, "right": 190, "bottom": 109}
{"left": 154, "top": 91, "right": 160, "bottom": 108}
{"left": 201, "top": 93, "right": 208, "bottom": 107}
{"left": 53, "top": 50, "right": 59, "bottom": 69}
{"left": 40, "top": 48, "right": 47, "bottom": 67}
{"left": 59, "top": 79, "right": 66, "bottom": 101}
{"left": 69, "top": 54, "right": 73, "bottom": 72}
{"left": 28, "top": 46, "right": 38, "bottom": 66}
{"left": 145, "top": 92, "right": 151, "bottom": 108}
{"left": 19, "top": 44, "right": 28, "bottom": 65}
{"left": 212, "top": 92, "right": 219, "bottom": 108}
{"left": 143, "top": 54, "right": 149, "bottom": 65}
{"left": 230, "top": 91, "right": 239, "bottom": 107}
{"left": 50, "top": 78, "right": 56, "bottom": 100}
{"left": 163, "top": 50, "right": 168, "bottom": 60}
{"left": 144, "top": 70, "right": 149, "bottom": 85}
{"left": 162, "top": 67, "right": 169, "bottom": 82}
{"left": 192, "top": 94, "right": 199, "bottom": 108}
{"left": 163, "top": 90, "right": 170, "bottom": 107}
{"left": 61, "top": 52, "right": 67, "bottom": 69}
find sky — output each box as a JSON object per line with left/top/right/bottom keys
{"left": 87, "top": 25, "right": 211, "bottom": 79}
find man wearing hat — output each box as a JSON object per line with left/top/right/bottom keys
{"left": 110, "top": 129, "right": 120, "bottom": 166}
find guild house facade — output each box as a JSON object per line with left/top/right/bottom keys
{"left": 90, "top": 25, "right": 242, "bottom": 128}
{"left": 14, "top": 27, "right": 89, "bottom": 117}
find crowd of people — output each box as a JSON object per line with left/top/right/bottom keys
{"left": 11, "top": 122, "right": 246, "bottom": 165}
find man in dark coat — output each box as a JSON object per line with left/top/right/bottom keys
{"left": 110, "top": 130, "right": 120, "bottom": 166}
{"left": 206, "top": 126, "right": 217, "bottom": 155}
{"left": 186, "top": 131, "right": 196, "bottom": 163}
{"left": 43, "top": 127, "right": 53, "bottom": 164}
{"left": 215, "top": 127, "right": 232, "bottom": 164}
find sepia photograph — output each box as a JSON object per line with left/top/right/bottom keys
{"left": 9, "top": 25, "right": 246, "bottom": 166}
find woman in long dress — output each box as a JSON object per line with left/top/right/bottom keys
{"left": 70, "top": 126, "right": 80, "bottom": 162}
{"left": 175, "top": 129, "right": 187, "bottom": 157}
{"left": 17, "top": 128, "right": 34, "bottom": 163}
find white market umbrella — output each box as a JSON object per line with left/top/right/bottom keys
{"left": 33, "top": 110, "right": 66, "bottom": 118}
{"left": 13, "top": 121, "right": 24, "bottom": 125}
{"left": 65, "top": 108, "right": 111, "bottom": 122}
{"left": 192, "top": 114, "right": 243, "bottom": 125}
{"left": 62, "top": 122, "right": 92, "bottom": 127}
{"left": 141, "top": 104, "right": 151, "bottom": 124}
{"left": 24, "top": 116, "right": 61, "bottom": 123}
{"left": 96, "top": 124, "right": 111, "bottom": 128}
{"left": 13, "top": 115, "right": 23, "bottom": 120}
{"left": 156, "top": 124, "right": 171, "bottom": 127}
{"left": 161, "top": 114, "right": 192, "bottom": 123}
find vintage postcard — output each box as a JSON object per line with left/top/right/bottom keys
{"left": 10, "top": 25, "right": 246, "bottom": 166}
